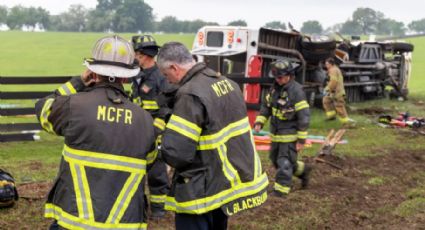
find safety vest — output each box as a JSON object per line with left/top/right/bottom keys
{"left": 35, "top": 77, "right": 157, "bottom": 229}
{"left": 255, "top": 79, "right": 310, "bottom": 143}
{"left": 161, "top": 63, "right": 269, "bottom": 215}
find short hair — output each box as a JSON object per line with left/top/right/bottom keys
{"left": 325, "top": 57, "right": 335, "bottom": 65}
{"left": 157, "top": 42, "right": 194, "bottom": 69}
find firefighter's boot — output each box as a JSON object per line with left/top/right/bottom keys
{"left": 299, "top": 165, "right": 312, "bottom": 189}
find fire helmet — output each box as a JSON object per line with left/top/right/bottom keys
{"left": 131, "top": 35, "right": 161, "bottom": 57}
{"left": 269, "top": 59, "right": 299, "bottom": 78}
{"left": 84, "top": 35, "right": 140, "bottom": 78}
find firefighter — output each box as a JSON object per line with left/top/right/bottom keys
{"left": 322, "top": 57, "right": 354, "bottom": 125}
{"left": 35, "top": 35, "right": 157, "bottom": 230}
{"left": 254, "top": 59, "right": 311, "bottom": 198}
{"left": 157, "top": 42, "right": 269, "bottom": 230}
{"left": 131, "top": 35, "right": 170, "bottom": 219}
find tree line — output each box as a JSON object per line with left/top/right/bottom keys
{"left": 1, "top": 1, "right": 425, "bottom": 36}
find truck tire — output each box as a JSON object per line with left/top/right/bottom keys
{"left": 300, "top": 39, "right": 336, "bottom": 50}
{"left": 392, "top": 42, "right": 414, "bottom": 53}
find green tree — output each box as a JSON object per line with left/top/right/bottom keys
{"left": 6, "top": 5, "right": 26, "bottom": 30}
{"left": 112, "top": 0, "right": 154, "bottom": 32}
{"left": 264, "top": 21, "right": 286, "bottom": 30}
{"left": 301, "top": 20, "right": 323, "bottom": 34}
{"left": 0, "top": 5, "right": 7, "bottom": 24}
{"left": 339, "top": 20, "right": 362, "bottom": 35}
{"left": 408, "top": 18, "right": 425, "bottom": 33}
{"left": 51, "top": 4, "right": 89, "bottom": 32}
{"left": 377, "top": 18, "right": 405, "bottom": 36}
{"left": 352, "top": 7, "right": 384, "bottom": 34}
{"left": 157, "top": 16, "right": 181, "bottom": 33}
{"left": 227, "top": 20, "right": 247, "bottom": 27}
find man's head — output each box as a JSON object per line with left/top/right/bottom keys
{"left": 83, "top": 35, "right": 139, "bottom": 83}
{"left": 157, "top": 42, "right": 196, "bottom": 84}
{"left": 132, "top": 35, "right": 160, "bottom": 68}
{"left": 325, "top": 57, "right": 336, "bottom": 70}
{"left": 269, "top": 59, "right": 298, "bottom": 86}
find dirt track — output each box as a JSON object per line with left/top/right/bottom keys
{"left": 2, "top": 149, "right": 424, "bottom": 230}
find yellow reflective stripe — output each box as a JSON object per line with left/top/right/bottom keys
{"left": 107, "top": 173, "right": 143, "bottom": 224}
{"left": 217, "top": 144, "right": 242, "bottom": 187}
{"left": 142, "top": 100, "right": 159, "bottom": 110}
{"left": 295, "top": 100, "right": 309, "bottom": 111}
{"left": 326, "top": 111, "right": 336, "bottom": 118}
{"left": 66, "top": 82, "right": 77, "bottom": 94}
{"left": 271, "top": 134, "right": 298, "bottom": 143}
{"left": 40, "top": 98, "right": 56, "bottom": 134}
{"left": 63, "top": 145, "right": 146, "bottom": 173}
{"left": 69, "top": 164, "right": 94, "bottom": 220}
{"left": 69, "top": 163, "right": 84, "bottom": 219}
{"left": 153, "top": 118, "right": 166, "bottom": 131}
{"left": 58, "top": 81, "right": 77, "bottom": 96}
{"left": 58, "top": 87, "right": 66, "bottom": 96}
{"left": 198, "top": 117, "right": 251, "bottom": 150}
{"left": 45, "top": 203, "right": 147, "bottom": 230}
{"left": 255, "top": 116, "right": 267, "bottom": 124}
{"left": 146, "top": 149, "right": 158, "bottom": 165}
{"left": 150, "top": 194, "right": 166, "bottom": 203}
{"left": 274, "top": 183, "right": 290, "bottom": 194}
{"left": 271, "top": 108, "right": 287, "bottom": 120}
{"left": 165, "top": 172, "right": 268, "bottom": 214}
{"left": 249, "top": 131, "right": 262, "bottom": 178}
{"left": 297, "top": 131, "right": 308, "bottom": 139}
{"left": 294, "top": 161, "right": 305, "bottom": 176}
{"left": 339, "top": 116, "right": 350, "bottom": 123}
{"left": 167, "top": 115, "right": 201, "bottom": 142}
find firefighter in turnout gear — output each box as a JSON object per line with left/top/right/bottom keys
{"left": 35, "top": 35, "right": 157, "bottom": 230}
{"left": 157, "top": 42, "right": 268, "bottom": 230}
{"left": 254, "top": 59, "right": 311, "bottom": 197}
{"left": 322, "top": 57, "right": 354, "bottom": 125}
{"left": 131, "top": 35, "right": 170, "bottom": 219}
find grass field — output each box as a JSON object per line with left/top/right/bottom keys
{"left": 0, "top": 31, "right": 424, "bottom": 229}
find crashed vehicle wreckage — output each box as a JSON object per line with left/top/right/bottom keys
{"left": 191, "top": 26, "right": 414, "bottom": 125}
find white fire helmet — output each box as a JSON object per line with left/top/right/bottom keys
{"left": 84, "top": 35, "right": 140, "bottom": 78}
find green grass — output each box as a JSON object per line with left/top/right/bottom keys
{"left": 0, "top": 31, "right": 194, "bottom": 76}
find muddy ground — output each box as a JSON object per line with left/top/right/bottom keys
{"left": 1, "top": 149, "right": 424, "bottom": 230}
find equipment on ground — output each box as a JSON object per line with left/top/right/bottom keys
{"left": 0, "top": 169, "right": 19, "bottom": 208}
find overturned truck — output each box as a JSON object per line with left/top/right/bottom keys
{"left": 191, "top": 26, "right": 413, "bottom": 125}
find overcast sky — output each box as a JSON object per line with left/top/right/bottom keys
{"left": 0, "top": 0, "right": 423, "bottom": 29}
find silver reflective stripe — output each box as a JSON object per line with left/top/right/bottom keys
{"left": 168, "top": 118, "right": 200, "bottom": 137}
{"left": 199, "top": 120, "right": 249, "bottom": 147}
{"left": 218, "top": 145, "right": 239, "bottom": 186}
{"left": 64, "top": 150, "right": 146, "bottom": 171}
{"left": 109, "top": 174, "right": 141, "bottom": 223}
{"left": 166, "top": 175, "right": 268, "bottom": 211}
{"left": 74, "top": 165, "right": 89, "bottom": 219}
{"left": 45, "top": 207, "right": 145, "bottom": 230}
{"left": 61, "top": 84, "right": 72, "bottom": 95}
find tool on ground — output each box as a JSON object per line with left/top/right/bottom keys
{"left": 314, "top": 129, "right": 346, "bottom": 169}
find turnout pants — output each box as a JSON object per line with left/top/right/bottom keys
{"left": 175, "top": 208, "right": 228, "bottom": 230}
{"left": 270, "top": 142, "right": 305, "bottom": 195}
{"left": 322, "top": 95, "right": 349, "bottom": 123}
{"left": 148, "top": 158, "right": 169, "bottom": 211}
